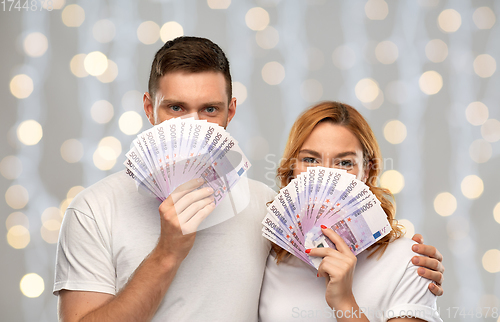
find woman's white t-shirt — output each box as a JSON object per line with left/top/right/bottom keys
{"left": 259, "top": 237, "right": 442, "bottom": 322}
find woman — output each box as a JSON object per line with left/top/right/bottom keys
{"left": 259, "top": 102, "right": 442, "bottom": 322}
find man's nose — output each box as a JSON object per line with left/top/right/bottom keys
{"left": 181, "top": 112, "right": 200, "bottom": 120}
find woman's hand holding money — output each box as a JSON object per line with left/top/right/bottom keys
{"left": 154, "top": 178, "right": 215, "bottom": 264}
{"left": 306, "top": 226, "right": 367, "bottom": 320}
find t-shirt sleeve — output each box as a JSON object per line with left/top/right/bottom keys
{"left": 385, "top": 259, "right": 442, "bottom": 322}
{"left": 53, "top": 207, "right": 116, "bottom": 296}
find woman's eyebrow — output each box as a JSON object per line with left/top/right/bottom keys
{"left": 299, "top": 150, "right": 358, "bottom": 159}
{"left": 298, "top": 149, "right": 321, "bottom": 158}
{"left": 334, "top": 151, "right": 357, "bottom": 158}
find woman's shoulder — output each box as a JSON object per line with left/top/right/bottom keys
{"left": 381, "top": 236, "right": 418, "bottom": 259}
{"left": 356, "top": 237, "right": 417, "bottom": 275}
{"left": 354, "top": 238, "right": 435, "bottom": 306}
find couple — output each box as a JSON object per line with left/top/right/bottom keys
{"left": 54, "top": 37, "right": 444, "bottom": 321}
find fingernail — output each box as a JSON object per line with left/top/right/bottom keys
{"left": 321, "top": 225, "right": 327, "bottom": 229}
{"left": 430, "top": 283, "right": 435, "bottom": 290}
{"left": 305, "top": 249, "right": 311, "bottom": 254}
{"left": 412, "top": 257, "right": 419, "bottom": 265}
{"left": 317, "top": 273, "right": 319, "bottom": 277}
{"left": 206, "top": 187, "right": 214, "bottom": 193}
{"left": 412, "top": 245, "right": 418, "bottom": 252}
{"left": 418, "top": 267, "right": 425, "bottom": 276}
{"left": 197, "top": 178, "right": 204, "bottom": 183}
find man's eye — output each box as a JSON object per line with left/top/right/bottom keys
{"left": 302, "top": 157, "right": 318, "bottom": 164}
{"left": 170, "top": 105, "right": 182, "bottom": 112}
{"left": 205, "top": 107, "right": 216, "bottom": 113}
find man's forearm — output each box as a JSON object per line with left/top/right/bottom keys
{"left": 80, "top": 249, "right": 180, "bottom": 322}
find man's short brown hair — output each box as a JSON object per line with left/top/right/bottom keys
{"left": 148, "top": 36, "right": 232, "bottom": 104}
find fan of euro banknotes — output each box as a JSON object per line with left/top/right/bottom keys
{"left": 123, "top": 117, "right": 251, "bottom": 210}
{"left": 263, "top": 167, "right": 392, "bottom": 269}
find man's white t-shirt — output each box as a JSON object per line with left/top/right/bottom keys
{"left": 259, "top": 237, "right": 443, "bottom": 322}
{"left": 54, "top": 170, "right": 276, "bottom": 321}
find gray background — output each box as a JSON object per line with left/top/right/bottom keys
{"left": 1, "top": 0, "right": 499, "bottom": 321}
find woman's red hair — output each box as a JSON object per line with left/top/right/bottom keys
{"left": 273, "top": 101, "right": 403, "bottom": 263}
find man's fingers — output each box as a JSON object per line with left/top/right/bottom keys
{"left": 169, "top": 178, "right": 205, "bottom": 204}
{"left": 429, "top": 282, "right": 444, "bottom": 296}
{"left": 412, "top": 256, "right": 444, "bottom": 274}
{"left": 417, "top": 266, "right": 444, "bottom": 285}
{"left": 178, "top": 196, "right": 215, "bottom": 224}
{"left": 174, "top": 186, "right": 214, "bottom": 215}
{"left": 181, "top": 202, "right": 216, "bottom": 235}
{"left": 412, "top": 244, "right": 444, "bottom": 262}
{"left": 412, "top": 233, "right": 424, "bottom": 244}
{"left": 432, "top": 247, "right": 443, "bottom": 263}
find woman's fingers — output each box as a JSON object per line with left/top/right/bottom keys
{"left": 317, "top": 257, "right": 354, "bottom": 279}
{"left": 307, "top": 244, "right": 356, "bottom": 279}
{"left": 305, "top": 226, "right": 358, "bottom": 309}
{"left": 317, "top": 260, "right": 338, "bottom": 279}
{"left": 320, "top": 226, "right": 354, "bottom": 255}
{"left": 306, "top": 226, "right": 355, "bottom": 259}
{"left": 307, "top": 247, "right": 342, "bottom": 259}
{"left": 306, "top": 226, "right": 357, "bottom": 279}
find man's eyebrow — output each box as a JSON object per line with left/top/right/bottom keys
{"left": 158, "top": 99, "right": 184, "bottom": 105}
{"left": 201, "top": 101, "right": 226, "bottom": 107}
{"left": 157, "top": 99, "right": 226, "bottom": 107}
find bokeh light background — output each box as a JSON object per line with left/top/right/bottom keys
{"left": 1, "top": 0, "right": 499, "bottom": 320}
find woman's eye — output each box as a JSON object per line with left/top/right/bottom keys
{"left": 302, "top": 157, "right": 318, "bottom": 164}
{"left": 339, "top": 160, "right": 353, "bottom": 167}
{"left": 170, "top": 105, "right": 182, "bottom": 112}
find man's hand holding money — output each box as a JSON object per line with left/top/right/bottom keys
{"left": 154, "top": 178, "right": 216, "bottom": 264}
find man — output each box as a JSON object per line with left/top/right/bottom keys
{"left": 54, "top": 37, "right": 444, "bottom": 321}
